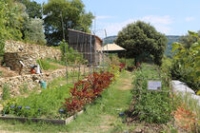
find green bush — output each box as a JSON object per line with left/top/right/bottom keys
{"left": 125, "top": 59, "right": 135, "bottom": 67}
{"left": 60, "top": 40, "right": 84, "bottom": 65}
{"left": 37, "top": 59, "right": 59, "bottom": 70}
{"left": 2, "top": 84, "right": 10, "bottom": 100}
{"left": 2, "top": 84, "right": 72, "bottom": 118}
{"left": 131, "top": 65, "right": 173, "bottom": 123}
{"left": 170, "top": 32, "right": 200, "bottom": 92}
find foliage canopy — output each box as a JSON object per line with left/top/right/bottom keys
{"left": 43, "top": 0, "right": 94, "bottom": 45}
{"left": 23, "top": 18, "right": 46, "bottom": 44}
{"left": 0, "top": 0, "right": 46, "bottom": 46}
{"left": 16, "top": 0, "right": 42, "bottom": 18}
{"left": 0, "top": 0, "right": 7, "bottom": 55}
{"left": 179, "top": 30, "right": 200, "bottom": 49}
{"left": 115, "top": 21, "right": 167, "bottom": 66}
{"left": 171, "top": 31, "right": 200, "bottom": 91}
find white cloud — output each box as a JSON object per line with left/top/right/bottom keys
{"left": 94, "top": 15, "right": 174, "bottom": 38}
{"left": 140, "top": 15, "right": 173, "bottom": 34}
{"left": 141, "top": 15, "right": 173, "bottom": 25}
{"left": 185, "top": 17, "right": 195, "bottom": 22}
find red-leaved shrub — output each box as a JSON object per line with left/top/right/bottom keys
{"left": 63, "top": 71, "right": 114, "bottom": 116}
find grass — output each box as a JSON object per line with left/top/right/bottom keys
{"left": 1, "top": 62, "right": 200, "bottom": 132}
{"left": 0, "top": 75, "right": 74, "bottom": 119}
{"left": 0, "top": 70, "right": 134, "bottom": 133}
{"left": 2, "top": 84, "right": 10, "bottom": 100}
{"left": 133, "top": 62, "right": 200, "bottom": 132}
{"left": 2, "top": 83, "right": 73, "bottom": 119}
{"left": 140, "top": 63, "right": 161, "bottom": 79}
{"left": 66, "top": 71, "right": 133, "bottom": 133}
{"left": 174, "top": 92, "right": 200, "bottom": 125}
{"left": 37, "top": 58, "right": 65, "bottom": 70}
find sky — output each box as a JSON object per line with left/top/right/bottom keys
{"left": 34, "top": 0, "right": 200, "bottom": 38}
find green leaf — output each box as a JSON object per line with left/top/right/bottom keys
{"left": 196, "top": 71, "right": 200, "bottom": 77}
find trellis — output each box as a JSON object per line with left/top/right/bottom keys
{"left": 66, "top": 29, "right": 106, "bottom": 83}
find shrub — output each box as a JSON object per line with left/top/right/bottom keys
{"left": 59, "top": 40, "right": 84, "bottom": 65}
{"left": 2, "top": 84, "right": 10, "bottom": 100}
{"left": 2, "top": 84, "right": 72, "bottom": 118}
{"left": 130, "top": 67, "right": 173, "bottom": 123}
{"left": 170, "top": 32, "right": 200, "bottom": 92}
{"left": 63, "top": 71, "right": 114, "bottom": 116}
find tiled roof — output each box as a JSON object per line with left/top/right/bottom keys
{"left": 98, "top": 43, "right": 126, "bottom": 52}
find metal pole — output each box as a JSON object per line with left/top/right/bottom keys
{"left": 89, "top": 34, "right": 92, "bottom": 73}
{"left": 60, "top": 12, "right": 65, "bottom": 40}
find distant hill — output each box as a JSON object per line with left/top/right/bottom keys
{"left": 165, "top": 35, "right": 180, "bottom": 57}
{"left": 103, "top": 36, "right": 117, "bottom": 44}
{"left": 103, "top": 35, "right": 181, "bottom": 57}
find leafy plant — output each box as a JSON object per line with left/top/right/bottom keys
{"left": 171, "top": 31, "right": 200, "bottom": 91}
{"left": 63, "top": 71, "right": 114, "bottom": 116}
{"left": 23, "top": 18, "right": 46, "bottom": 45}
{"left": 2, "top": 84, "right": 72, "bottom": 118}
{"left": 59, "top": 40, "right": 84, "bottom": 65}
{"left": 2, "top": 84, "right": 10, "bottom": 100}
{"left": 131, "top": 66, "right": 173, "bottom": 123}
{"left": 0, "top": 70, "right": 133, "bottom": 132}
{"left": 37, "top": 58, "right": 60, "bottom": 70}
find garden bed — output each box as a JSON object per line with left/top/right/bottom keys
{"left": 0, "top": 110, "right": 84, "bottom": 125}
{"left": 1, "top": 71, "right": 115, "bottom": 125}
{"left": 0, "top": 116, "right": 65, "bottom": 125}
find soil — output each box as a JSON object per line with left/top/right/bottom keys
{"left": 0, "top": 66, "right": 19, "bottom": 78}
{"left": 125, "top": 108, "right": 171, "bottom": 133}
{"left": 0, "top": 61, "right": 66, "bottom": 78}
{"left": 118, "top": 72, "right": 134, "bottom": 91}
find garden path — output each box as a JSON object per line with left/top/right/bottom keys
{"left": 0, "top": 70, "right": 134, "bottom": 133}
{"left": 67, "top": 70, "right": 134, "bottom": 133}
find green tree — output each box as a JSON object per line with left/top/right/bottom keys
{"left": 0, "top": 0, "right": 7, "bottom": 55}
{"left": 23, "top": 18, "right": 46, "bottom": 45}
{"left": 16, "top": 0, "right": 42, "bottom": 18}
{"left": 4, "top": 0, "right": 28, "bottom": 40}
{"left": 115, "top": 21, "right": 167, "bottom": 66}
{"left": 171, "top": 31, "right": 200, "bottom": 91}
{"left": 4, "top": 0, "right": 45, "bottom": 45}
{"left": 179, "top": 30, "right": 200, "bottom": 49}
{"left": 43, "top": 0, "right": 94, "bottom": 45}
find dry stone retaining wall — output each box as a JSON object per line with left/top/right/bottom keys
{"left": 5, "top": 40, "right": 61, "bottom": 60}
{"left": 3, "top": 52, "right": 38, "bottom": 75}
{"left": 0, "top": 69, "right": 66, "bottom": 97}
{"left": 4, "top": 40, "right": 62, "bottom": 74}
{"left": 1, "top": 41, "right": 66, "bottom": 97}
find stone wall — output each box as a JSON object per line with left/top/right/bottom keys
{"left": 3, "top": 52, "right": 38, "bottom": 75}
{"left": 0, "top": 69, "right": 66, "bottom": 97}
{"left": 3, "top": 40, "right": 62, "bottom": 75}
{"left": 5, "top": 40, "right": 61, "bottom": 60}
{"left": 0, "top": 41, "right": 66, "bottom": 98}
